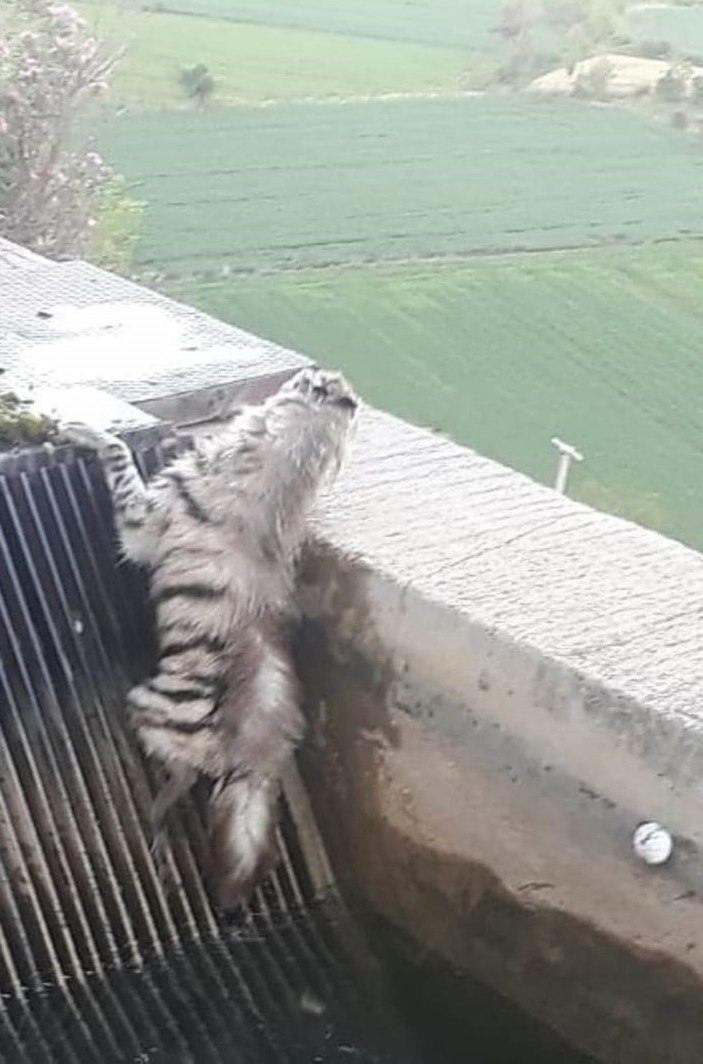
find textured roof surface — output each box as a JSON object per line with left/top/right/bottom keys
{"left": 0, "top": 255, "right": 306, "bottom": 406}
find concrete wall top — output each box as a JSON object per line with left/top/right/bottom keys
{"left": 316, "top": 406, "right": 703, "bottom": 737}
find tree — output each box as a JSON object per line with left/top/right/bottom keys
{"left": 179, "top": 62, "right": 216, "bottom": 106}
{"left": 573, "top": 54, "right": 613, "bottom": 98}
{"left": 692, "top": 74, "right": 703, "bottom": 106}
{"left": 496, "top": 1, "right": 556, "bottom": 82}
{"left": 497, "top": 0, "right": 543, "bottom": 43}
{"left": 545, "top": 0, "right": 627, "bottom": 41}
{"left": 0, "top": 0, "right": 138, "bottom": 265}
{"left": 655, "top": 65, "right": 687, "bottom": 101}
{"left": 498, "top": 0, "right": 628, "bottom": 81}
{"left": 546, "top": 0, "right": 627, "bottom": 71}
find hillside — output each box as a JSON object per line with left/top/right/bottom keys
{"left": 97, "top": 97, "right": 703, "bottom": 275}
{"left": 165, "top": 244, "right": 703, "bottom": 548}
{"left": 80, "top": 0, "right": 703, "bottom": 550}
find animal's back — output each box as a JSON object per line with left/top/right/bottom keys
{"left": 58, "top": 366, "right": 359, "bottom": 909}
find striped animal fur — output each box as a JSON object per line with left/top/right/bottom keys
{"left": 60, "top": 367, "right": 358, "bottom": 907}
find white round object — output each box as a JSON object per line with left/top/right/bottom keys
{"left": 632, "top": 822, "right": 673, "bottom": 866}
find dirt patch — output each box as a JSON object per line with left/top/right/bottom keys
{"left": 529, "top": 53, "right": 703, "bottom": 97}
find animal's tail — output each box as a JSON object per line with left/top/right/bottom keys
{"left": 208, "top": 773, "right": 280, "bottom": 909}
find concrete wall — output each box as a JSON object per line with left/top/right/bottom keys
{"left": 5, "top": 245, "right": 703, "bottom": 1061}
{"left": 294, "top": 407, "right": 703, "bottom": 1064}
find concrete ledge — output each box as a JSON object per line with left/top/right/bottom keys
{"left": 294, "top": 407, "right": 703, "bottom": 1064}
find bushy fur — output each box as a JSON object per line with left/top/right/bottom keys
{"left": 61, "top": 367, "right": 357, "bottom": 907}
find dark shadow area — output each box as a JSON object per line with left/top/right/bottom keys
{"left": 0, "top": 901, "right": 424, "bottom": 1064}
{"left": 367, "top": 916, "right": 597, "bottom": 1064}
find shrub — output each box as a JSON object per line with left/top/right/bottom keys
{"left": 179, "top": 62, "right": 216, "bottom": 105}
{"left": 636, "top": 39, "right": 673, "bottom": 60}
{"left": 0, "top": 0, "right": 118, "bottom": 259}
{"left": 0, "top": 387, "right": 59, "bottom": 450}
{"left": 691, "top": 74, "right": 703, "bottom": 105}
{"left": 573, "top": 56, "right": 613, "bottom": 99}
{"left": 85, "top": 174, "right": 144, "bottom": 275}
{"left": 655, "top": 67, "right": 686, "bottom": 101}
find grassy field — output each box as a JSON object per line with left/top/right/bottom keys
{"left": 164, "top": 244, "right": 703, "bottom": 549}
{"left": 97, "top": 96, "right": 703, "bottom": 275}
{"left": 83, "top": 4, "right": 469, "bottom": 108}
{"left": 627, "top": 4, "right": 703, "bottom": 58}
{"left": 86, "top": 0, "right": 503, "bottom": 51}
{"left": 82, "top": 0, "right": 703, "bottom": 548}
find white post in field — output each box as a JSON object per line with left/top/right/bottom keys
{"left": 551, "top": 437, "right": 583, "bottom": 494}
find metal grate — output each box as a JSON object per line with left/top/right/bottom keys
{"left": 0, "top": 437, "right": 418, "bottom": 1063}
{"left": 0, "top": 900, "right": 413, "bottom": 1063}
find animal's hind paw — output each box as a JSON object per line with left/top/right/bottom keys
{"left": 58, "top": 420, "right": 121, "bottom": 452}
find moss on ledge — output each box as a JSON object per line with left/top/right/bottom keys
{"left": 0, "top": 389, "right": 59, "bottom": 451}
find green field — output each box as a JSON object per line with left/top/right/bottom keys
{"left": 87, "top": 0, "right": 503, "bottom": 51}
{"left": 81, "top": 0, "right": 505, "bottom": 109}
{"left": 97, "top": 96, "right": 703, "bottom": 274}
{"left": 83, "top": 0, "right": 703, "bottom": 549}
{"left": 84, "top": 4, "right": 469, "bottom": 108}
{"left": 164, "top": 244, "right": 703, "bottom": 548}
{"left": 627, "top": 4, "right": 703, "bottom": 57}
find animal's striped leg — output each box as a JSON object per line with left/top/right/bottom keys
{"left": 60, "top": 422, "right": 153, "bottom": 562}
{"left": 149, "top": 760, "right": 199, "bottom": 879}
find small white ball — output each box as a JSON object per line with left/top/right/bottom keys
{"left": 632, "top": 822, "right": 673, "bottom": 866}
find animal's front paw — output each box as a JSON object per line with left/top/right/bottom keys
{"left": 58, "top": 421, "right": 121, "bottom": 452}
{"left": 285, "top": 367, "right": 358, "bottom": 414}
